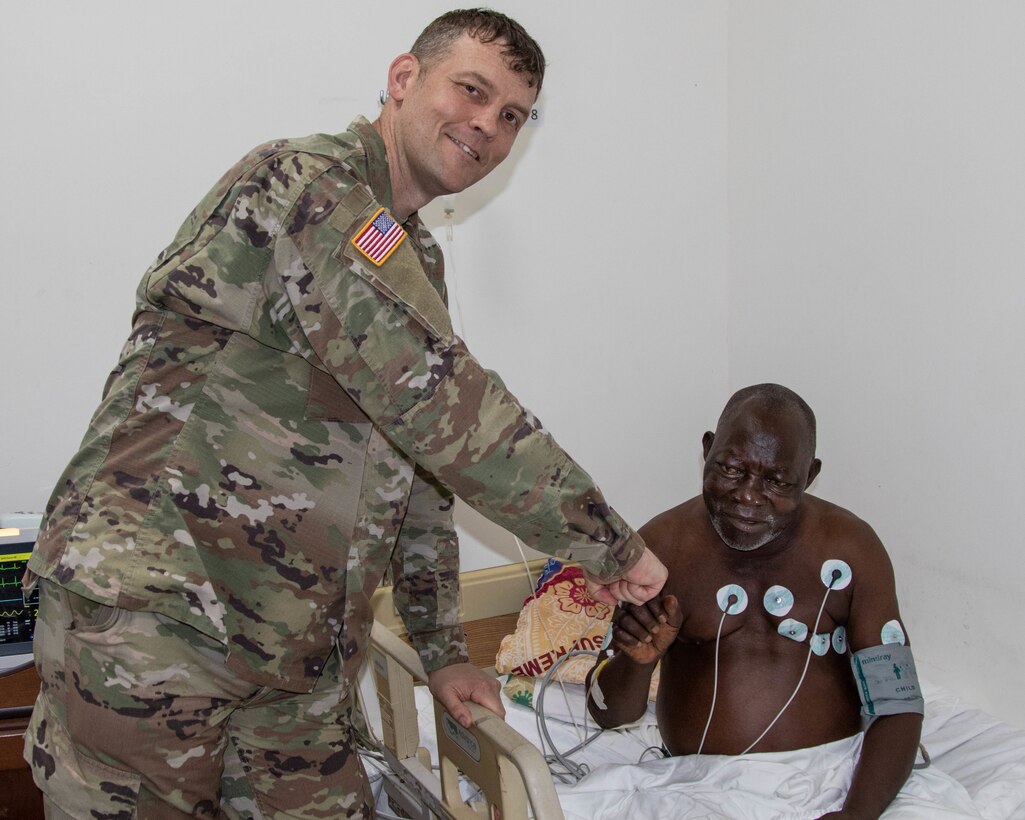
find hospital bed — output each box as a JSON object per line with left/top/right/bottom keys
{"left": 363, "top": 559, "right": 1025, "bottom": 820}
{"left": 366, "top": 558, "right": 565, "bottom": 819}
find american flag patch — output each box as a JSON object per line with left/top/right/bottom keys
{"left": 351, "top": 207, "right": 406, "bottom": 266}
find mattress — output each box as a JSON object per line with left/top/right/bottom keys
{"left": 370, "top": 676, "right": 1025, "bottom": 819}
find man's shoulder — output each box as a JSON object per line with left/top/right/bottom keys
{"left": 802, "top": 494, "right": 887, "bottom": 559}
{"left": 805, "top": 494, "right": 871, "bottom": 530}
{"left": 232, "top": 123, "right": 373, "bottom": 186}
{"left": 191, "top": 133, "right": 365, "bottom": 225}
{"left": 642, "top": 495, "right": 705, "bottom": 527}
{"left": 282, "top": 130, "right": 365, "bottom": 165}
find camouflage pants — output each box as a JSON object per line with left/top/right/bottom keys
{"left": 24, "top": 579, "right": 374, "bottom": 819}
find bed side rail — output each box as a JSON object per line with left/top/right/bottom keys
{"left": 370, "top": 621, "right": 564, "bottom": 820}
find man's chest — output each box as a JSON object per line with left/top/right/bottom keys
{"left": 670, "top": 551, "right": 853, "bottom": 650}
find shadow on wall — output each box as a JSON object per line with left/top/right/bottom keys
{"left": 454, "top": 501, "right": 545, "bottom": 570}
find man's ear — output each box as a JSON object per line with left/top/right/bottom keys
{"left": 387, "top": 53, "right": 420, "bottom": 102}
{"left": 806, "top": 458, "right": 822, "bottom": 488}
{"left": 701, "top": 431, "right": 715, "bottom": 460}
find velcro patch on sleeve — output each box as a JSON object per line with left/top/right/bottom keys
{"left": 328, "top": 184, "right": 374, "bottom": 234}
{"left": 327, "top": 180, "right": 453, "bottom": 341}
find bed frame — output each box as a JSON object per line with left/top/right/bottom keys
{"left": 366, "top": 563, "right": 1025, "bottom": 820}
{"left": 368, "top": 560, "right": 565, "bottom": 820}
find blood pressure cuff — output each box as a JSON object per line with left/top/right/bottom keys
{"left": 850, "top": 644, "right": 925, "bottom": 718}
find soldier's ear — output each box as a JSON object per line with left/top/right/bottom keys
{"left": 387, "top": 53, "right": 421, "bottom": 102}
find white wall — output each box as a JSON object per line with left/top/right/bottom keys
{"left": 0, "top": 3, "right": 729, "bottom": 563}
{"left": 728, "top": 2, "right": 1025, "bottom": 727}
{"left": 4, "top": 2, "right": 1022, "bottom": 729}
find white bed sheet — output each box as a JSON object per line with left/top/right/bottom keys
{"left": 400, "top": 678, "right": 1025, "bottom": 819}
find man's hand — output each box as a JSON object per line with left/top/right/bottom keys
{"left": 427, "top": 662, "right": 505, "bottom": 729}
{"left": 585, "top": 547, "right": 667, "bottom": 606}
{"left": 613, "top": 594, "right": 683, "bottom": 666}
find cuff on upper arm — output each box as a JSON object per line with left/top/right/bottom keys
{"left": 850, "top": 643, "right": 925, "bottom": 718}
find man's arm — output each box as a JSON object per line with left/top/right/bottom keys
{"left": 390, "top": 465, "right": 505, "bottom": 727}
{"left": 585, "top": 595, "right": 681, "bottom": 728}
{"left": 281, "top": 164, "right": 661, "bottom": 595}
{"left": 825, "top": 713, "right": 922, "bottom": 820}
{"left": 827, "top": 525, "right": 922, "bottom": 819}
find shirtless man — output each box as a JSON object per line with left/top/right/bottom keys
{"left": 587, "top": 384, "right": 923, "bottom": 819}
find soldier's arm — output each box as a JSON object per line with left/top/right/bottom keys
{"left": 831, "top": 524, "right": 922, "bottom": 819}
{"left": 390, "top": 467, "right": 506, "bottom": 726}
{"left": 281, "top": 165, "right": 646, "bottom": 583}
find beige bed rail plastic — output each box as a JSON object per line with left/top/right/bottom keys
{"left": 370, "top": 621, "right": 565, "bottom": 820}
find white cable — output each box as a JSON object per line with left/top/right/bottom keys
{"left": 510, "top": 534, "right": 622, "bottom": 781}
{"left": 534, "top": 648, "right": 605, "bottom": 781}
{"left": 533, "top": 610, "right": 605, "bottom": 750}
{"left": 740, "top": 578, "right": 837, "bottom": 755}
{"left": 354, "top": 667, "right": 384, "bottom": 750}
{"left": 695, "top": 608, "right": 730, "bottom": 755}
{"left": 441, "top": 203, "right": 468, "bottom": 339}
{"left": 512, "top": 536, "right": 611, "bottom": 774}
{"left": 638, "top": 745, "right": 668, "bottom": 763}
{"left": 513, "top": 534, "right": 541, "bottom": 601}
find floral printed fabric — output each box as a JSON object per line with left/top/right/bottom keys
{"left": 495, "top": 560, "right": 659, "bottom": 700}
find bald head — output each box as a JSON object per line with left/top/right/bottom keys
{"left": 716, "top": 384, "right": 816, "bottom": 456}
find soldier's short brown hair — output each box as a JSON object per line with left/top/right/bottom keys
{"left": 411, "top": 8, "right": 546, "bottom": 94}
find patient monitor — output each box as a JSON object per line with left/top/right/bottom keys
{"left": 0, "top": 513, "right": 42, "bottom": 672}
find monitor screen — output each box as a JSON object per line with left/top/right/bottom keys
{"left": 0, "top": 527, "right": 39, "bottom": 658}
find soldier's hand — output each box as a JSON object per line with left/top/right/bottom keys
{"left": 428, "top": 662, "right": 505, "bottom": 729}
{"left": 612, "top": 594, "right": 682, "bottom": 666}
{"left": 585, "top": 547, "right": 667, "bottom": 607}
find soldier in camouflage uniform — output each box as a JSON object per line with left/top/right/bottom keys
{"left": 23, "top": 9, "right": 667, "bottom": 819}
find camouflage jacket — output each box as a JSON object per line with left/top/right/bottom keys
{"left": 29, "top": 118, "right": 645, "bottom": 692}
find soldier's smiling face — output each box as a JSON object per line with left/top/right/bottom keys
{"left": 387, "top": 34, "right": 536, "bottom": 201}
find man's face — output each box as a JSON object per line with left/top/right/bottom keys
{"left": 701, "top": 405, "right": 819, "bottom": 552}
{"left": 389, "top": 34, "right": 536, "bottom": 200}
